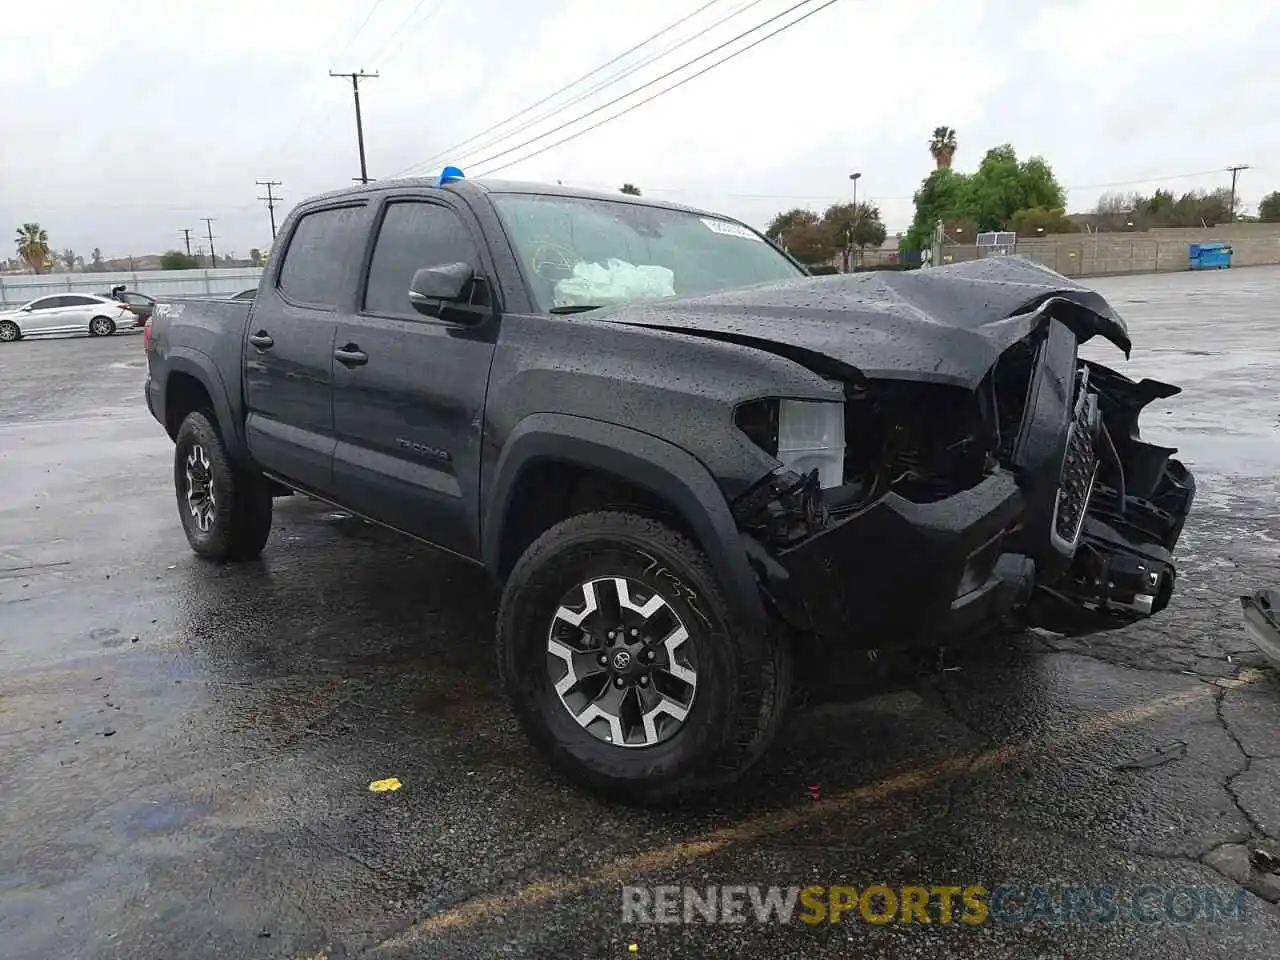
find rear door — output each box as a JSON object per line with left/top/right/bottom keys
{"left": 330, "top": 194, "right": 499, "bottom": 559}
{"left": 66, "top": 295, "right": 114, "bottom": 330}
{"left": 243, "top": 201, "right": 370, "bottom": 493}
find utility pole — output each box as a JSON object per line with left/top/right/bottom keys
{"left": 256, "top": 180, "right": 283, "bottom": 240}
{"left": 181, "top": 228, "right": 193, "bottom": 257}
{"left": 1226, "top": 164, "right": 1250, "bottom": 222}
{"left": 201, "top": 218, "right": 217, "bottom": 268}
{"left": 330, "top": 70, "right": 378, "bottom": 184}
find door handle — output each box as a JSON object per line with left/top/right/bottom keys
{"left": 334, "top": 344, "right": 368, "bottom": 367}
{"left": 248, "top": 331, "right": 274, "bottom": 350}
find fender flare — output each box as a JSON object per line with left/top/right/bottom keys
{"left": 161, "top": 347, "right": 249, "bottom": 462}
{"left": 482, "top": 413, "right": 767, "bottom": 631}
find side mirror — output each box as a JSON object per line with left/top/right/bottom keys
{"left": 409, "top": 262, "right": 475, "bottom": 317}
{"left": 21, "top": 304, "right": 32, "bottom": 312}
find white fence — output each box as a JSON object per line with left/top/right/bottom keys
{"left": 0, "top": 268, "right": 264, "bottom": 308}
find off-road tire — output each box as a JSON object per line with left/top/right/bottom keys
{"left": 173, "top": 410, "right": 272, "bottom": 562}
{"left": 497, "top": 510, "right": 791, "bottom": 804}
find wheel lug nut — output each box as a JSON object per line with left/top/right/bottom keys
{"left": 644, "top": 649, "right": 655, "bottom": 661}
{"left": 639, "top": 675, "right": 649, "bottom": 686}
{"left": 598, "top": 654, "right": 607, "bottom": 666}
{"left": 629, "top": 628, "right": 639, "bottom": 637}
{"left": 614, "top": 677, "right": 624, "bottom": 688}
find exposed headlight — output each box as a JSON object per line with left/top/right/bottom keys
{"left": 736, "top": 398, "right": 845, "bottom": 489}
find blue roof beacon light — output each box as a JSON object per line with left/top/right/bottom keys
{"left": 439, "top": 165, "right": 465, "bottom": 185}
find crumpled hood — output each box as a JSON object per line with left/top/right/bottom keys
{"left": 599, "top": 255, "right": 1132, "bottom": 389}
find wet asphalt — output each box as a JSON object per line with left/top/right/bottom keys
{"left": 1, "top": 268, "right": 1279, "bottom": 959}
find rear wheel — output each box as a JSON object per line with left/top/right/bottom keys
{"left": 89, "top": 316, "right": 116, "bottom": 337}
{"left": 173, "top": 411, "right": 272, "bottom": 561}
{"left": 497, "top": 510, "right": 790, "bottom": 804}
{"left": 0, "top": 320, "right": 19, "bottom": 342}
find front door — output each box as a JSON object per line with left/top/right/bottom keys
{"left": 330, "top": 196, "right": 498, "bottom": 560}
{"left": 243, "top": 202, "right": 370, "bottom": 493}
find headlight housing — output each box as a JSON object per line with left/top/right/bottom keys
{"left": 736, "top": 398, "right": 845, "bottom": 489}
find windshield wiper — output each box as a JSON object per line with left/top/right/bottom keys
{"left": 549, "top": 304, "right": 604, "bottom": 315}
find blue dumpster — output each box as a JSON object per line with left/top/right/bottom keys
{"left": 1189, "top": 241, "right": 1233, "bottom": 270}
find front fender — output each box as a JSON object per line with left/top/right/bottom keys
{"left": 482, "top": 413, "right": 767, "bottom": 631}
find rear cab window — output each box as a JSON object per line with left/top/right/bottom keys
{"left": 277, "top": 204, "right": 368, "bottom": 308}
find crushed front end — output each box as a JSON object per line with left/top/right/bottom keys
{"left": 731, "top": 302, "right": 1195, "bottom": 649}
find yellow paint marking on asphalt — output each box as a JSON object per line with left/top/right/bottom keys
{"left": 376, "top": 669, "right": 1268, "bottom": 950}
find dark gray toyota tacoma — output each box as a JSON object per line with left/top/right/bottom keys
{"left": 145, "top": 177, "right": 1195, "bottom": 802}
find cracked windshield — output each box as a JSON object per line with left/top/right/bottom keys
{"left": 3, "top": 0, "right": 1279, "bottom": 958}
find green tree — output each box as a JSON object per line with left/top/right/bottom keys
{"left": 89, "top": 247, "right": 105, "bottom": 271}
{"left": 929, "top": 126, "right": 957, "bottom": 169}
{"left": 903, "top": 168, "right": 972, "bottom": 252}
{"left": 15, "top": 223, "right": 50, "bottom": 274}
{"left": 963, "top": 146, "right": 1066, "bottom": 231}
{"left": 765, "top": 208, "right": 839, "bottom": 265}
{"left": 822, "top": 201, "right": 887, "bottom": 270}
{"left": 61, "top": 249, "right": 78, "bottom": 272}
{"left": 249, "top": 247, "right": 263, "bottom": 266}
{"left": 160, "top": 250, "right": 198, "bottom": 270}
{"left": 1259, "top": 191, "right": 1280, "bottom": 222}
{"left": 620, "top": 183, "right": 642, "bottom": 196}
{"left": 1009, "top": 206, "right": 1079, "bottom": 237}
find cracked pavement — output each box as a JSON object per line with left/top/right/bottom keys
{"left": 1, "top": 268, "right": 1279, "bottom": 959}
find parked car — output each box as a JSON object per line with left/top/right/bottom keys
{"left": 0, "top": 293, "right": 137, "bottom": 342}
{"left": 102, "top": 285, "right": 158, "bottom": 323}
{"left": 144, "top": 177, "right": 1195, "bottom": 802}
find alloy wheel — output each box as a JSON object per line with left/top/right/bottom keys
{"left": 184, "top": 444, "right": 216, "bottom": 532}
{"left": 546, "top": 575, "right": 698, "bottom": 748}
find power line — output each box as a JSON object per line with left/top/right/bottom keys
{"left": 396, "top": 0, "right": 742, "bottom": 178}
{"left": 256, "top": 180, "right": 284, "bottom": 240}
{"left": 426, "top": 0, "right": 828, "bottom": 178}
{"left": 373, "top": 0, "right": 449, "bottom": 67}
{"left": 333, "top": 0, "right": 387, "bottom": 63}
{"left": 471, "top": 0, "right": 844, "bottom": 178}
{"left": 330, "top": 70, "right": 380, "bottom": 183}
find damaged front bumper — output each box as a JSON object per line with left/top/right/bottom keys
{"left": 733, "top": 317, "right": 1196, "bottom": 649}
{"left": 744, "top": 470, "right": 1032, "bottom": 647}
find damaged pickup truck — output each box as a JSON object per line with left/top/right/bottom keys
{"left": 144, "top": 177, "right": 1194, "bottom": 802}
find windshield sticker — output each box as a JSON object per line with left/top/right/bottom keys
{"left": 700, "top": 218, "right": 763, "bottom": 243}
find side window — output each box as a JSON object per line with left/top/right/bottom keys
{"left": 65, "top": 296, "right": 99, "bottom": 306}
{"left": 364, "top": 202, "right": 480, "bottom": 316}
{"left": 32, "top": 296, "right": 68, "bottom": 310}
{"left": 278, "top": 205, "right": 366, "bottom": 308}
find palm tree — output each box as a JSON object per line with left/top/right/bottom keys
{"left": 61, "top": 249, "right": 78, "bottom": 272}
{"left": 15, "top": 223, "right": 50, "bottom": 274}
{"left": 929, "top": 126, "right": 958, "bottom": 169}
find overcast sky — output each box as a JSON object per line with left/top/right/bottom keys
{"left": 4, "top": 0, "right": 1278, "bottom": 260}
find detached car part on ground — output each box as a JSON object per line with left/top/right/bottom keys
{"left": 143, "top": 179, "right": 1194, "bottom": 804}
{"left": 1242, "top": 591, "right": 1280, "bottom": 670}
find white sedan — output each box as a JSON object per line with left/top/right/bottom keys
{"left": 0, "top": 293, "right": 138, "bottom": 343}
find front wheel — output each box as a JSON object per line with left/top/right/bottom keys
{"left": 0, "top": 320, "right": 19, "bottom": 342}
{"left": 88, "top": 316, "right": 116, "bottom": 337}
{"left": 497, "top": 511, "right": 790, "bottom": 804}
{"left": 173, "top": 411, "right": 272, "bottom": 561}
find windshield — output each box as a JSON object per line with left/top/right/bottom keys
{"left": 490, "top": 193, "right": 804, "bottom": 313}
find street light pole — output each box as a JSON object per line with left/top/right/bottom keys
{"left": 848, "top": 172, "right": 862, "bottom": 272}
